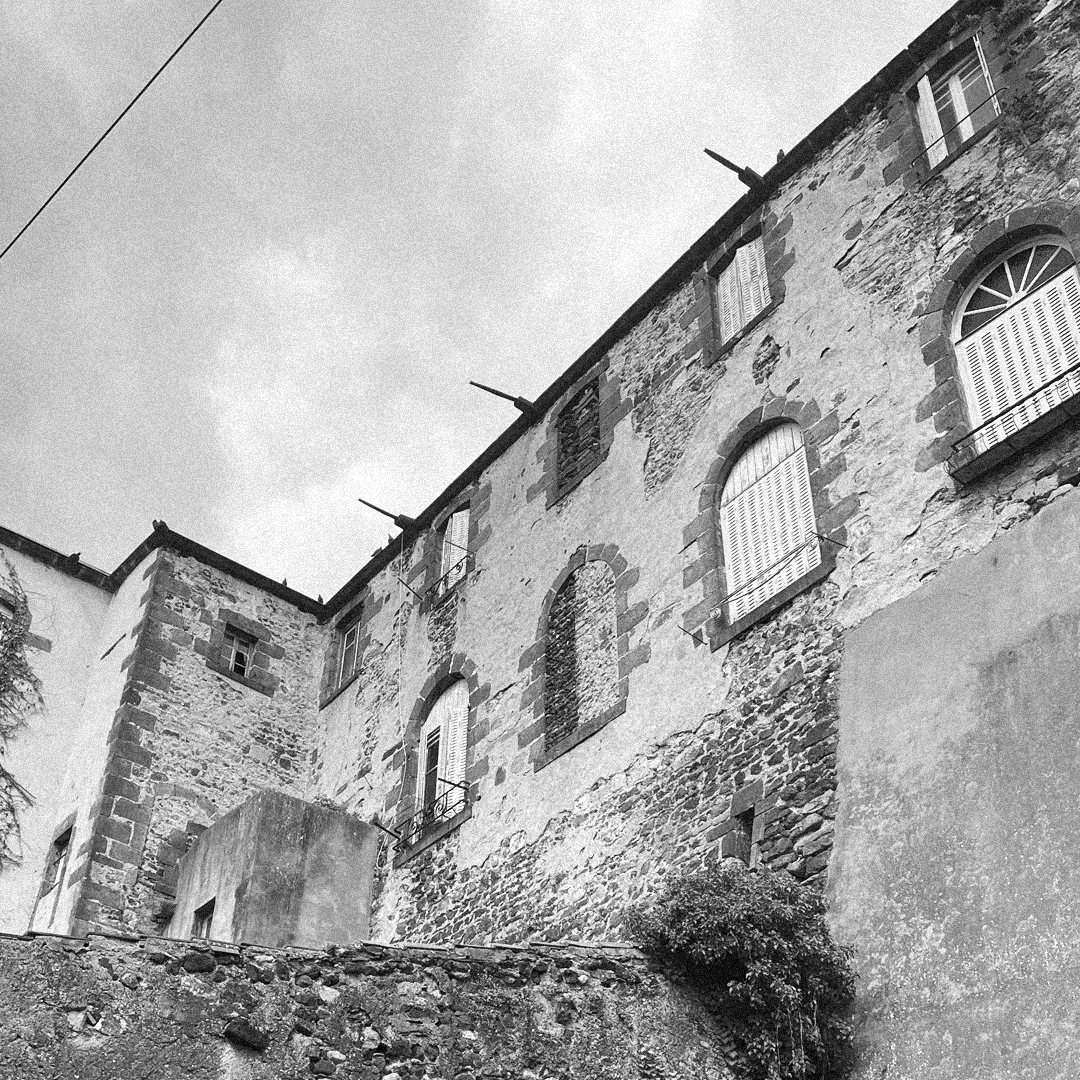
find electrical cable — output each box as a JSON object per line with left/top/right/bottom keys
{"left": 0, "top": 0, "right": 227, "bottom": 265}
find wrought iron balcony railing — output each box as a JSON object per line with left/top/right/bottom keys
{"left": 392, "top": 779, "right": 470, "bottom": 850}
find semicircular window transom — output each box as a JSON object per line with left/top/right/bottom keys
{"left": 958, "top": 242, "right": 1075, "bottom": 339}
{"left": 952, "top": 239, "right": 1080, "bottom": 457}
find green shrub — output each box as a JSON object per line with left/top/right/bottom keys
{"left": 627, "top": 862, "right": 855, "bottom": 1080}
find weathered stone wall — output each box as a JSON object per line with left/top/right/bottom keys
{"left": 0, "top": 931, "right": 731, "bottom": 1080}
{"left": 71, "top": 548, "right": 324, "bottom": 937}
{"left": 311, "top": 0, "right": 1080, "bottom": 950}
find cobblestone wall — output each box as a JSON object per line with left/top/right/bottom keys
{"left": 0, "top": 931, "right": 732, "bottom": 1080}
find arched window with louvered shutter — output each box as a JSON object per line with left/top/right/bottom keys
{"left": 953, "top": 239, "right": 1080, "bottom": 455}
{"left": 416, "top": 679, "right": 469, "bottom": 821}
{"left": 719, "top": 423, "right": 820, "bottom": 624}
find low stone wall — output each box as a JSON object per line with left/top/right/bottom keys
{"left": 0, "top": 931, "right": 730, "bottom": 1079}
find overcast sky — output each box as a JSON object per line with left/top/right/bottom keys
{"left": 0, "top": 0, "right": 954, "bottom": 599}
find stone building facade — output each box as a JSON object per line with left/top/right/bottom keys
{"left": 5, "top": 1, "right": 1080, "bottom": 1074}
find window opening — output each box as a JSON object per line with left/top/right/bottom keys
{"left": 557, "top": 380, "right": 602, "bottom": 488}
{"left": 716, "top": 236, "right": 771, "bottom": 345}
{"left": 192, "top": 898, "right": 215, "bottom": 939}
{"left": 223, "top": 628, "right": 256, "bottom": 677}
{"left": 338, "top": 621, "right": 360, "bottom": 686}
{"left": 953, "top": 240, "right": 1080, "bottom": 457}
{"left": 720, "top": 423, "right": 819, "bottom": 623}
{"left": 723, "top": 809, "right": 755, "bottom": 864}
{"left": 436, "top": 507, "right": 471, "bottom": 596}
{"left": 41, "top": 827, "right": 72, "bottom": 895}
{"left": 915, "top": 35, "right": 999, "bottom": 168}
{"left": 398, "top": 680, "right": 470, "bottom": 848}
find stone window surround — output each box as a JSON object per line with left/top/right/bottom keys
{"left": 915, "top": 202, "right": 1080, "bottom": 484}
{"left": 202, "top": 608, "right": 282, "bottom": 697}
{"left": 681, "top": 397, "right": 855, "bottom": 649}
{"left": 405, "top": 482, "right": 493, "bottom": 614}
{"left": 35, "top": 813, "right": 77, "bottom": 901}
{"left": 391, "top": 654, "right": 490, "bottom": 868}
{"left": 879, "top": 11, "right": 1043, "bottom": 189}
{"left": 318, "top": 590, "right": 380, "bottom": 711}
{"left": 527, "top": 362, "right": 628, "bottom": 509}
{"left": 684, "top": 205, "right": 795, "bottom": 370}
{"left": 517, "top": 544, "right": 649, "bottom": 772}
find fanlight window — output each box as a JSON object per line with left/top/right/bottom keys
{"left": 954, "top": 240, "right": 1080, "bottom": 455}
{"left": 720, "top": 423, "right": 819, "bottom": 623}
{"left": 416, "top": 679, "right": 469, "bottom": 821}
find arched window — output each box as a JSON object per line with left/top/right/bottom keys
{"left": 954, "top": 239, "right": 1080, "bottom": 454}
{"left": 545, "top": 561, "right": 619, "bottom": 750}
{"left": 416, "top": 679, "right": 469, "bottom": 822}
{"left": 720, "top": 423, "right": 819, "bottom": 623}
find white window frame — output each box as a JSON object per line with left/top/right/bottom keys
{"left": 716, "top": 236, "right": 771, "bottom": 346}
{"left": 953, "top": 238, "right": 1080, "bottom": 456}
{"left": 719, "top": 423, "right": 820, "bottom": 624}
{"left": 223, "top": 627, "right": 257, "bottom": 677}
{"left": 915, "top": 34, "right": 999, "bottom": 169}
{"left": 338, "top": 621, "right": 360, "bottom": 687}
{"left": 416, "top": 680, "right": 469, "bottom": 822}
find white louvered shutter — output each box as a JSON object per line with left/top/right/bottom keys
{"left": 737, "top": 238, "right": 771, "bottom": 326}
{"left": 441, "top": 680, "right": 469, "bottom": 815}
{"left": 958, "top": 266, "right": 1080, "bottom": 453}
{"left": 444, "top": 508, "right": 470, "bottom": 588}
{"left": 717, "top": 258, "right": 742, "bottom": 344}
{"left": 720, "top": 424, "right": 820, "bottom": 623}
{"left": 916, "top": 74, "right": 947, "bottom": 168}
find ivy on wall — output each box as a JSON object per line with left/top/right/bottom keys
{"left": 628, "top": 862, "right": 856, "bottom": 1080}
{"left": 0, "top": 559, "right": 38, "bottom": 869}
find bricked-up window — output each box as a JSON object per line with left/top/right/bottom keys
{"left": 338, "top": 621, "right": 360, "bottom": 688}
{"left": 416, "top": 679, "right": 469, "bottom": 821}
{"left": 192, "top": 898, "right": 215, "bottom": 939}
{"left": 40, "top": 827, "right": 72, "bottom": 895}
{"left": 545, "top": 561, "right": 619, "bottom": 750}
{"left": 556, "top": 379, "right": 602, "bottom": 493}
{"left": 716, "top": 236, "right": 771, "bottom": 345}
{"left": 953, "top": 240, "right": 1080, "bottom": 460}
{"left": 223, "top": 627, "right": 257, "bottom": 677}
{"left": 720, "top": 424, "right": 820, "bottom": 624}
{"left": 913, "top": 35, "right": 999, "bottom": 169}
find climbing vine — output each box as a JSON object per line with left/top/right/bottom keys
{"left": 0, "top": 559, "right": 38, "bottom": 869}
{"left": 628, "top": 863, "right": 856, "bottom": 1080}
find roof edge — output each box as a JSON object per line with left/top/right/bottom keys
{"left": 0, "top": 526, "right": 114, "bottom": 591}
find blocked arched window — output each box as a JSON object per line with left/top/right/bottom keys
{"left": 545, "top": 561, "right": 619, "bottom": 750}
{"left": 720, "top": 423, "right": 819, "bottom": 623}
{"left": 953, "top": 239, "right": 1080, "bottom": 455}
{"left": 416, "top": 679, "right": 469, "bottom": 821}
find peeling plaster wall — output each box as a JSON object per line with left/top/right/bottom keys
{"left": 313, "top": 0, "right": 1080, "bottom": 947}
{"left": 0, "top": 932, "right": 731, "bottom": 1080}
{"left": 830, "top": 484, "right": 1080, "bottom": 1080}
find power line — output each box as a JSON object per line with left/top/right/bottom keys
{"left": 0, "top": 0, "right": 227, "bottom": 265}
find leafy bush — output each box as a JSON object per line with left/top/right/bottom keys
{"left": 627, "top": 862, "right": 855, "bottom": 1080}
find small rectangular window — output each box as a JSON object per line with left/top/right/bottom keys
{"left": 557, "top": 379, "right": 602, "bottom": 489}
{"left": 915, "top": 35, "right": 999, "bottom": 168}
{"left": 223, "top": 628, "right": 256, "bottom": 677}
{"left": 41, "top": 828, "right": 72, "bottom": 895}
{"left": 338, "top": 622, "right": 359, "bottom": 687}
{"left": 716, "top": 236, "right": 771, "bottom": 345}
{"left": 192, "top": 898, "right": 216, "bottom": 939}
{"left": 437, "top": 508, "right": 471, "bottom": 595}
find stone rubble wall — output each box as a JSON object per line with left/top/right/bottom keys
{"left": 0, "top": 931, "right": 731, "bottom": 1080}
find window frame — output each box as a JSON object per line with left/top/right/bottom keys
{"left": 192, "top": 897, "right": 216, "bottom": 940}
{"left": 337, "top": 619, "right": 360, "bottom": 688}
{"left": 911, "top": 33, "right": 1001, "bottom": 173}
{"left": 555, "top": 377, "right": 603, "bottom": 497}
{"left": 222, "top": 626, "right": 257, "bottom": 678}
{"left": 714, "top": 235, "right": 773, "bottom": 349}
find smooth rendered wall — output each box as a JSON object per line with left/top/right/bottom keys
{"left": 0, "top": 544, "right": 111, "bottom": 933}
{"left": 831, "top": 485, "right": 1080, "bottom": 1080}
